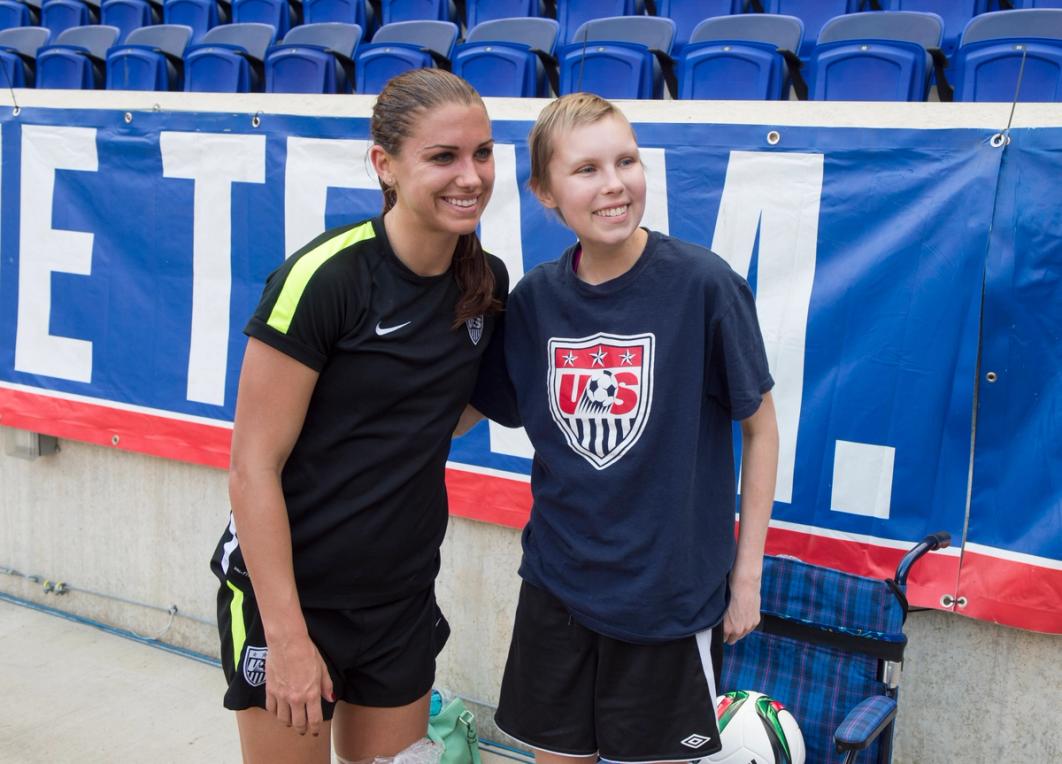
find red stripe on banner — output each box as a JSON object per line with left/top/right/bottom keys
{"left": 956, "top": 550, "right": 1062, "bottom": 634}
{"left": 0, "top": 388, "right": 231, "bottom": 469}
{"left": 761, "top": 524, "right": 961, "bottom": 613}
{"left": 446, "top": 468, "right": 532, "bottom": 529}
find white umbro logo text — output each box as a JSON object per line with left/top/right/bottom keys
{"left": 375, "top": 321, "right": 411, "bottom": 336}
{"left": 680, "top": 733, "right": 712, "bottom": 749}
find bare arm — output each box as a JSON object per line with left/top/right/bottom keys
{"left": 228, "top": 337, "right": 333, "bottom": 736}
{"left": 453, "top": 405, "right": 485, "bottom": 438}
{"left": 723, "top": 391, "right": 779, "bottom": 645}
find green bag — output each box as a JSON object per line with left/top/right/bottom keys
{"left": 427, "top": 691, "right": 482, "bottom": 764}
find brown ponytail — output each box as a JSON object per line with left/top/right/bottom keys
{"left": 371, "top": 69, "right": 502, "bottom": 327}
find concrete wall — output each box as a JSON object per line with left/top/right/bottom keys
{"left": 1, "top": 437, "right": 1058, "bottom": 763}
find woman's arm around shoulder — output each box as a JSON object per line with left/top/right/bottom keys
{"left": 228, "top": 337, "right": 334, "bottom": 737}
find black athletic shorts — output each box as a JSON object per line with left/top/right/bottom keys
{"left": 216, "top": 580, "right": 450, "bottom": 720}
{"left": 495, "top": 581, "right": 723, "bottom": 762}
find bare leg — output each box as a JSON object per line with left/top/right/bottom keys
{"left": 332, "top": 691, "right": 433, "bottom": 762}
{"left": 236, "top": 707, "right": 333, "bottom": 764}
{"left": 532, "top": 752, "right": 598, "bottom": 764}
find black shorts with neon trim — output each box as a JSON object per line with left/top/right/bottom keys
{"left": 216, "top": 579, "right": 449, "bottom": 719}
{"left": 495, "top": 581, "right": 724, "bottom": 763}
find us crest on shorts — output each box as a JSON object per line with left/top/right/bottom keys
{"left": 547, "top": 333, "right": 655, "bottom": 470}
{"left": 243, "top": 645, "right": 268, "bottom": 687}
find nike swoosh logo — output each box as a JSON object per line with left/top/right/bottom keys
{"left": 375, "top": 320, "right": 411, "bottom": 336}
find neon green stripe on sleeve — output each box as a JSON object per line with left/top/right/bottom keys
{"left": 266, "top": 221, "right": 376, "bottom": 334}
{"left": 226, "top": 580, "right": 246, "bottom": 667}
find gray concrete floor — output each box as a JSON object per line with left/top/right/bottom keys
{"left": 0, "top": 598, "right": 242, "bottom": 763}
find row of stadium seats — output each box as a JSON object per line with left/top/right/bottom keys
{"left": 4, "top": 0, "right": 1062, "bottom": 56}
{"left": 1, "top": 8, "right": 1060, "bottom": 100}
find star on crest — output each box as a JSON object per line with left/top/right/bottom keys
{"left": 590, "top": 348, "right": 607, "bottom": 367}
{"left": 619, "top": 350, "right": 635, "bottom": 365}
{"left": 562, "top": 351, "right": 577, "bottom": 367}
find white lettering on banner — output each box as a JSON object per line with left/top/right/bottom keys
{"left": 15, "top": 126, "right": 98, "bottom": 383}
{"left": 480, "top": 143, "right": 534, "bottom": 459}
{"left": 640, "top": 147, "right": 669, "bottom": 235}
{"left": 284, "top": 138, "right": 376, "bottom": 259}
{"left": 161, "top": 132, "right": 266, "bottom": 407}
{"left": 711, "top": 151, "right": 824, "bottom": 505}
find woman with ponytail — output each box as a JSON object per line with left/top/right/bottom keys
{"left": 210, "top": 69, "right": 507, "bottom": 763}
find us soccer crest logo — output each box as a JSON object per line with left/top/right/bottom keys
{"left": 547, "top": 333, "right": 655, "bottom": 470}
{"left": 242, "top": 645, "right": 268, "bottom": 687}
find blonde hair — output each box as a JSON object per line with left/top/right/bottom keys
{"left": 528, "top": 93, "right": 634, "bottom": 194}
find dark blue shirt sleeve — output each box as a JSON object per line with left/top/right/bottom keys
{"left": 706, "top": 279, "right": 774, "bottom": 420}
{"left": 470, "top": 306, "right": 522, "bottom": 427}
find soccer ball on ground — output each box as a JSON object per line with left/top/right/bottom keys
{"left": 704, "top": 690, "right": 806, "bottom": 764}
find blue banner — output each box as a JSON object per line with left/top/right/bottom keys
{"left": 0, "top": 103, "right": 1058, "bottom": 632}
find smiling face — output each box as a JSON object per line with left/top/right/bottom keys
{"left": 534, "top": 113, "right": 647, "bottom": 260}
{"left": 371, "top": 101, "right": 495, "bottom": 240}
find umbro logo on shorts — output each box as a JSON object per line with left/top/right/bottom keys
{"left": 243, "top": 645, "right": 268, "bottom": 687}
{"left": 680, "top": 733, "right": 713, "bottom": 749}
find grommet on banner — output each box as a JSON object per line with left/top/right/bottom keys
{"left": 153, "top": 103, "right": 161, "bottom": 112}
{"left": 767, "top": 130, "right": 781, "bottom": 145}
{"left": 124, "top": 112, "right": 133, "bottom": 124}
{"left": 986, "top": 371, "right": 998, "bottom": 382}
{"left": 12, "top": 105, "right": 20, "bottom": 116}
{"left": 111, "top": 434, "right": 120, "bottom": 446}
{"left": 990, "top": 133, "right": 1008, "bottom": 148}
{"left": 252, "top": 112, "right": 262, "bottom": 128}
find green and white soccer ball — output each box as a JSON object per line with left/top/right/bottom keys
{"left": 704, "top": 690, "right": 806, "bottom": 764}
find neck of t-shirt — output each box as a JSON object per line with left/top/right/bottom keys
{"left": 573, "top": 228, "right": 650, "bottom": 286}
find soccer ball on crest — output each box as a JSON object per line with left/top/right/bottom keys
{"left": 580, "top": 370, "right": 618, "bottom": 413}
{"left": 704, "top": 690, "right": 806, "bottom": 764}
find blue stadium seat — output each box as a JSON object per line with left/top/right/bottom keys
{"left": 809, "top": 11, "right": 944, "bottom": 100}
{"left": 884, "top": 0, "right": 977, "bottom": 59}
{"left": 465, "top": 0, "right": 545, "bottom": 29}
{"left": 0, "top": 25, "right": 50, "bottom": 85}
{"left": 233, "top": 0, "right": 296, "bottom": 37}
{"left": 452, "top": 17, "right": 559, "bottom": 96}
{"left": 654, "top": 0, "right": 738, "bottom": 52}
{"left": 761, "top": 0, "right": 857, "bottom": 60}
{"left": 953, "top": 8, "right": 1062, "bottom": 99}
{"left": 106, "top": 22, "right": 192, "bottom": 88}
{"left": 36, "top": 23, "right": 118, "bottom": 86}
{"left": 556, "top": 0, "right": 645, "bottom": 46}
{"left": 379, "top": 0, "right": 456, "bottom": 25}
{"left": 1018, "top": 0, "right": 1062, "bottom": 7}
{"left": 0, "top": 0, "right": 35, "bottom": 30}
{"left": 678, "top": 14, "right": 805, "bottom": 99}
{"left": 355, "top": 19, "right": 456, "bottom": 93}
{"left": 163, "top": 0, "right": 225, "bottom": 41}
{"left": 302, "top": 0, "right": 371, "bottom": 28}
{"left": 101, "top": 0, "right": 159, "bottom": 41}
{"left": 183, "top": 20, "right": 274, "bottom": 91}
{"left": 264, "top": 21, "right": 360, "bottom": 92}
{"left": 558, "top": 15, "right": 676, "bottom": 98}
{"left": 41, "top": 0, "right": 96, "bottom": 37}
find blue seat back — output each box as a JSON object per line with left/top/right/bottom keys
{"left": 721, "top": 555, "right": 907, "bottom": 764}
{"left": 466, "top": 0, "right": 542, "bottom": 28}
{"left": 184, "top": 21, "right": 273, "bottom": 90}
{"left": 107, "top": 24, "right": 192, "bottom": 89}
{"left": 266, "top": 44, "right": 339, "bottom": 91}
{"left": 0, "top": 0, "right": 33, "bottom": 31}
{"left": 370, "top": 18, "right": 457, "bottom": 55}
{"left": 198, "top": 19, "right": 273, "bottom": 56}
{"left": 810, "top": 37, "right": 930, "bottom": 99}
{"left": 454, "top": 40, "right": 541, "bottom": 95}
{"left": 1021, "top": 0, "right": 1062, "bottom": 7}
{"left": 691, "top": 13, "right": 804, "bottom": 51}
{"left": 355, "top": 40, "right": 434, "bottom": 91}
{"left": 163, "top": 0, "right": 218, "bottom": 40}
{"left": 233, "top": 0, "right": 291, "bottom": 37}
{"left": 556, "top": 0, "right": 643, "bottom": 45}
{"left": 282, "top": 19, "right": 360, "bottom": 52}
{"left": 953, "top": 37, "right": 1062, "bottom": 99}
{"left": 961, "top": 7, "right": 1062, "bottom": 44}
{"left": 0, "top": 25, "right": 51, "bottom": 84}
{"left": 655, "top": 0, "right": 736, "bottom": 51}
{"left": 819, "top": 10, "right": 944, "bottom": 48}
{"left": 35, "top": 24, "right": 116, "bottom": 87}
{"left": 380, "top": 0, "right": 455, "bottom": 24}
{"left": 302, "top": 0, "right": 368, "bottom": 27}
{"left": 101, "top": 0, "right": 154, "bottom": 42}
{"left": 570, "top": 14, "right": 675, "bottom": 51}
{"left": 41, "top": 0, "right": 92, "bottom": 36}
{"left": 456, "top": 17, "right": 559, "bottom": 96}
{"left": 884, "top": 0, "right": 976, "bottom": 56}
{"left": 678, "top": 39, "right": 788, "bottom": 98}
{"left": 559, "top": 39, "right": 658, "bottom": 98}
{"left": 765, "top": 0, "right": 853, "bottom": 58}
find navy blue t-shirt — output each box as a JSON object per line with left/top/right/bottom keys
{"left": 474, "top": 230, "right": 773, "bottom": 643}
